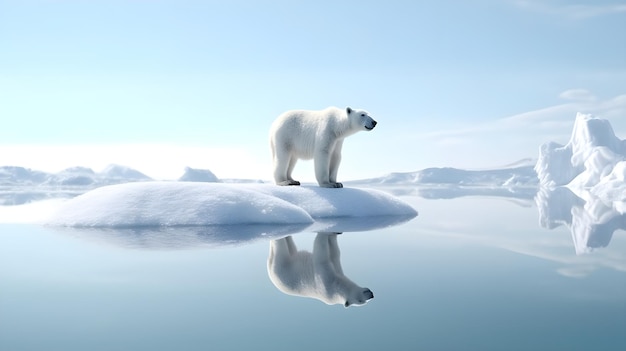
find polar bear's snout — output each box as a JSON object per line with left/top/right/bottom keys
{"left": 365, "top": 120, "right": 377, "bottom": 131}
{"left": 364, "top": 288, "right": 374, "bottom": 299}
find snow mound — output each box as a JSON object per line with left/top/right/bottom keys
{"left": 178, "top": 167, "right": 219, "bottom": 182}
{"left": 249, "top": 185, "right": 416, "bottom": 218}
{"left": 46, "top": 182, "right": 417, "bottom": 227}
{"left": 535, "top": 113, "right": 626, "bottom": 212}
{"left": 100, "top": 164, "right": 151, "bottom": 181}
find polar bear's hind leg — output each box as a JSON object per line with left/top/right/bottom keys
{"left": 273, "top": 148, "right": 301, "bottom": 186}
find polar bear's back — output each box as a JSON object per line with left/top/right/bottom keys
{"left": 270, "top": 107, "right": 344, "bottom": 159}
{"left": 268, "top": 251, "right": 317, "bottom": 296}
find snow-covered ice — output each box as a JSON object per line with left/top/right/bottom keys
{"left": 46, "top": 182, "right": 417, "bottom": 230}
{"left": 536, "top": 113, "right": 626, "bottom": 213}
{"left": 178, "top": 167, "right": 219, "bottom": 182}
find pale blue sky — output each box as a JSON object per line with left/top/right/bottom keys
{"left": 1, "top": 0, "right": 625, "bottom": 180}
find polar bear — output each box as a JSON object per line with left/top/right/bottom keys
{"left": 269, "top": 106, "right": 377, "bottom": 188}
{"left": 267, "top": 232, "right": 374, "bottom": 307}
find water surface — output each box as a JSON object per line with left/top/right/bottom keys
{"left": 1, "top": 190, "right": 624, "bottom": 351}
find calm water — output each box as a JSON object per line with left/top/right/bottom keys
{"left": 1, "top": 188, "right": 625, "bottom": 351}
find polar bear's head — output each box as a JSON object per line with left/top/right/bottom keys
{"left": 346, "top": 107, "right": 377, "bottom": 131}
{"left": 344, "top": 287, "right": 375, "bottom": 308}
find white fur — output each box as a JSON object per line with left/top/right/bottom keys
{"left": 269, "top": 106, "right": 377, "bottom": 188}
{"left": 267, "top": 233, "right": 374, "bottom": 307}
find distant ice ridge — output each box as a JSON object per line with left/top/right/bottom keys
{"left": 348, "top": 158, "right": 539, "bottom": 198}
{"left": 0, "top": 164, "right": 151, "bottom": 187}
{"left": 369, "top": 162, "right": 537, "bottom": 186}
{"left": 0, "top": 164, "right": 153, "bottom": 205}
{"left": 535, "top": 113, "right": 626, "bottom": 213}
{"left": 46, "top": 182, "right": 418, "bottom": 232}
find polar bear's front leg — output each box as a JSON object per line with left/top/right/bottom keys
{"left": 327, "top": 233, "right": 344, "bottom": 276}
{"left": 315, "top": 151, "right": 343, "bottom": 188}
{"left": 315, "top": 142, "right": 343, "bottom": 188}
{"left": 329, "top": 140, "right": 343, "bottom": 185}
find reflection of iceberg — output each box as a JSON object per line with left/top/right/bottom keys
{"left": 268, "top": 232, "right": 374, "bottom": 307}
{"left": 536, "top": 187, "right": 625, "bottom": 254}
{"left": 535, "top": 113, "right": 626, "bottom": 253}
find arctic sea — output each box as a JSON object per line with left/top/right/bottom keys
{"left": 1, "top": 190, "right": 625, "bottom": 351}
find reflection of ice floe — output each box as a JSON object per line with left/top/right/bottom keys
{"left": 309, "top": 214, "right": 415, "bottom": 232}
{"left": 53, "top": 223, "right": 310, "bottom": 250}
{"left": 51, "top": 215, "right": 409, "bottom": 250}
{"left": 268, "top": 232, "right": 374, "bottom": 307}
{"left": 536, "top": 183, "right": 626, "bottom": 254}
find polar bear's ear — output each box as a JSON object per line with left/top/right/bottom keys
{"left": 346, "top": 107, "right": 352, "bottom": 115}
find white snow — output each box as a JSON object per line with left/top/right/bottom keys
{"left": 46, "top": 182, "right": 417, "bottom": 228}
{"left": 178, "top": 167, "right": 219, "bottom": 182}
{"left": 536, "top": 113, "right": 626, "bottom": 213}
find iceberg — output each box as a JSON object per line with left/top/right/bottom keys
{"left": 535, "top": 113, "right": 626, "bottom": 253}
{"left": 536, "top": 113, "right": 626, "bottom": 213}
{"left": 46, "top": 182, "right": 417, "bottom": 229}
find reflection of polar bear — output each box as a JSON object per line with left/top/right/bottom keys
{"left": 269, "top": 106, "right": 377, "bottom": 188}
{"left": 267, "top": 232, "right": 374, "bottom": 307}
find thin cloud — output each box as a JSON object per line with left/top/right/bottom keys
{"left": 415, "top": 91, "right": 626, "bottom": 153}
{"left": 558, "top": 89, "right": 597, "bottom": 101}
{"left": 514, "top": 0, "right": 626, "bottom": 19}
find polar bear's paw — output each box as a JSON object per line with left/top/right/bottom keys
{"left": 320, "top": 182, "right": 343, "bottom": 188}
{"left": 277, "top": 180, "right": 301, "bottom": 186}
